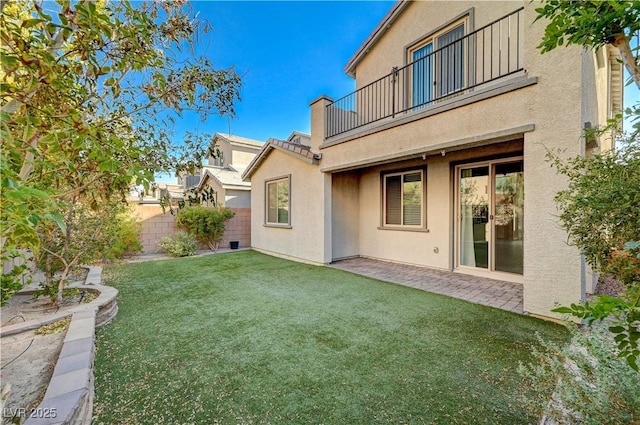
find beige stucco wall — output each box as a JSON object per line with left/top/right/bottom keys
{"left": 209, "top": 138, "right": 261, "bottom": 168}
{"left": 231, "top": 145, "right": 261, "bottom": 168}
{"left": 200, "top": 177, "right": 250, "bottom": 208}
{"left": 225, "top": 188, "right": 251, "bottom": 208}
{"left": 331, "top": 172, "right": 360, "bottom": 259}
{"left": 342, "top": 141, "right": 522, "bottom": 270}
{"left": 249, "top": 149, "right": 330, "bottom": 265}
{"left": 354, "top": 1, "right": 521, "bottom": 88}
{"left": 316, "top": 1, "right": 612, "bottom": 319}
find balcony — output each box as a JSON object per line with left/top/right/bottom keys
{"left": 326, "top": 8, "right": 524, "bottom": 139}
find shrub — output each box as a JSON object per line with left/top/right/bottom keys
{"left": 158, "top": 232, "right": 198, "bottom": 257}
{"left": 519, "top": 326, "right": 640, "bottom": 425}
{"left": 0, "top": 249, "right": 31, "bottom": 306}
{"left": 176, "top": 206, "right": 235, "bottom": 251}
{"left": 106, "top": 213, "right": 144, "bottom": 259}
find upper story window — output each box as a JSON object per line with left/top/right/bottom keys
{"left": 409, "top": 19, "right": 467, "bottom": 108}
{"left": 266, "top": 176, "right": 290, "bottom": 226}
{"left": 383, "top": 169, "right": 425, "bottom": 227}
{"left": 212, "top": 154, "right": 224, "bottom": 167}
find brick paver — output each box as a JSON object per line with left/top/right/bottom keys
{"left": 330, "top": 257, "right": 524, "bottom": 314}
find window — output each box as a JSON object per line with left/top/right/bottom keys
{"left": 213, "top": 154, "right": 224, "bottom": 167}
{"left": 410, "top": 20, "right": 466, "bottom": 108}
{"left": 266, "top": 177, "right": 290, "bottom": 226}
{"left": 383, "top": 170, "right": 424, "bottom": 227}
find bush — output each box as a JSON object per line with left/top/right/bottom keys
{"left": 158, "top": 232, "right": 198, "bottom": 257}
{"left": 176, "top": 206, "right": 235, "bottom": 251}
{"left": 519, "top": 326, "right": 640, "bottom": 425}
{"left": 106, "top": 213, "right": 144, "bottom": 259}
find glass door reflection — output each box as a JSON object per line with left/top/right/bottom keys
{"left": 493, "top": 162, "right": 524, "bottom": 274}
{"left": 459, "top": 166, "right": 489, "bottom": 269}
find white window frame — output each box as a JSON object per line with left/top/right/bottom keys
{"left": 382, "top": 169, "right": 425, "bottom": 228}
{"left": 265, "top": 176, "right": 291, "bottom": 227}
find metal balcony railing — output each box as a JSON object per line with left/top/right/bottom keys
{"left": 326, "top": 8, "right": 524, "bottom": 138}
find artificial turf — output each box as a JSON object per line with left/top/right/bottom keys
{"left": 93, "top": 250, "right": 567, "bottom": 424}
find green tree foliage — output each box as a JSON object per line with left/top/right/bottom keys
{"left": 535, "top": 0, "right": 640, "bottom": 372}
{"left": 105, "top": 211, "right": 143, "bottom": 260}
{"left": 36, "top": 198, "right": 139, "bottom": 304}
{"left": 548, "top": 138, "right": 640, "bottom": 369}
{"left": 535, "top": 0, "right": 640, "bottom": 88}
{"left": 547, "top": 140, "right": 640, "bottom": 277}
{"left": 176, "top": 206, "right": 235, "bottom": 251}
{"left": 1, "top": 0, "right": 240, "bottom": 300}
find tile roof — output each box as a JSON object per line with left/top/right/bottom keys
{"left": 241, "top": 137, "right": 321, "bottom": 180}
{"left": 267, "top": 138, "right": 318, "bottom": 161}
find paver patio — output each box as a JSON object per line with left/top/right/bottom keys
{"left": 330, "top": 257, "right": 524, "bottom": 314}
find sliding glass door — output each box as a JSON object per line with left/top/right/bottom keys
{"left": 457, "top": 159, "right": 523, "bottom": 275}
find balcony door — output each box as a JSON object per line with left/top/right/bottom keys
{"left": 411, "top": 22, "right": 465, "bottom": 108}
{"left": 456, "top": 159, "right": 524, "bottom": 276}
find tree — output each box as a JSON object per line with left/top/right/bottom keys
{"left": 1, "top": 0, "right": 241, "bottom": 301}
{"left": 535, "top": 0, "right": 640, "bottom": 88}
{"left": 547, "top": 137, "right": 640, "bottom": 370}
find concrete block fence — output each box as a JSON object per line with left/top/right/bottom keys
{"left": 134, "top": 203, "right": 251, "bottom": 253}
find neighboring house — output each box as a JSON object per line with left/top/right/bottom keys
{"left": 185, "top": 133, "right": 263, "bottom": 249}
{"left": 193, "top": 133, "right": 264, "bottom": 208}
{"left": 135, "top": 133, "right": 263, "bottom": 252}
{"left": 242, "top": 0, "right": 623, "bottom": 319}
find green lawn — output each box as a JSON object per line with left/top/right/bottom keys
{"left": 94, "top": 250, "right": 567, "bottom": 424}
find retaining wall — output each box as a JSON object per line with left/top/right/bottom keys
{"left": 0, "top": 266, "right": 117, "bottom": 425}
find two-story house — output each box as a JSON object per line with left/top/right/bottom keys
{"left": 137, "top": 133, "right": 263, "bottom": 253}
{"left": 193, "top": 133, "right": 264, "bottom": 208}
{"left": 242, "top": 0, "right": 622, "bottom": 319}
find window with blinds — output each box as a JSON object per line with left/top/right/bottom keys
{"left": 383, "top": 170, "right": 424, "bottom": 227}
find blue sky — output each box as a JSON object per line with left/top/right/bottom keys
{"left": 163, "top": 0, "right": 638, "bottom": 178}
{"left": 175, "top": 1, "right": 395, "bottom": 143}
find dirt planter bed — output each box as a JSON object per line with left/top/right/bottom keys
{"left": 0, "top": 266, "right": 117, "bottom": 425}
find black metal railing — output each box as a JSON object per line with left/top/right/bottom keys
{"left": 326, "top": 8, "right": 524, "bottom": 138}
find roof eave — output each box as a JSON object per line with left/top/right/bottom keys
{"left": 241, "top": 140, "right": 320, "bottom": 181}
{"left": 344, "top": 1, "right": 408, "bottom": 77}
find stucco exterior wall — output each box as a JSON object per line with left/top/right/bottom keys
{"left": 518, "top": 5, "right": 584, "bottom": 317}
{"left": 331, "top": 172, "right": 360, "bottom": 259}
{"left": 231, "top": 145, "right": 262, "bottom": 167}
{"left": 225, "top": 189, "right": 251, "bottom": 208}
{"left": 354, "top": 1, "right": 521, "bottom": 88}
{"left": 351, "top": 141, "right": 522, "bottom": 270}
{"left": 209, "top": 138, "right": 262, "bottom": 168}
{"left": 317, "top": 1, "right": 608, "bottom": 319}
{"left": 211, "top": 141, "right": 233, "bottom": 167}
{"left": 249, "top": 149, "right": 329, "bottom": 265}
